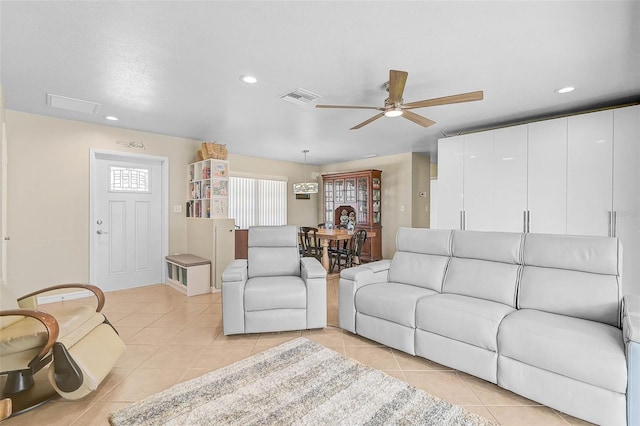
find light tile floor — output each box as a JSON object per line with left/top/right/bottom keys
{"left": 4, "top": 277, "right": 593, "bottom": 425}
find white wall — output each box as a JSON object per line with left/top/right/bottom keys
{"left": 5, "top": 111, "right": 319, "bottom": 295}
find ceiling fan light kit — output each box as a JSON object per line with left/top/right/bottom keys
{"left": 316, "top": 69, "right": 484, "bottom": 130}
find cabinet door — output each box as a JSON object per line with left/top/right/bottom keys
{"left": 493, "top": 125, "right": 528, "bottom": 232}
{"left": 214, "top": 219, "right": 235, "bottom": 289}
{"left": 613, "top": 105, "right": 640, "bottom": 295}
{"left": 567, "top": 110, "right": 613, "bottom": 236}
{"left": 436, "top": 135, "right": 464, "bottom": 229}
{"left": 528, "top": 117, "right": 568, "bottom": 234}
{"left": 323, "top": 180, "right": 334, "bottom": 224}
{"left": 345, "top": 178, "right": 356, "bottom": 203}
{"left": 356, "top": 175, "right": 369, "bottom": 224}
{"left": 334, "top": 179, "right": 345, "bottom": 204}
{"left": 464, "top": 131, "right": 494, "bottom": 231}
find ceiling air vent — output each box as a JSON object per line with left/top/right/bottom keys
{"left": 280, "top": 88, "right": 322, "bottom": 105}
{"left": 47, "top": 94, "right": 101, "bottom": 114}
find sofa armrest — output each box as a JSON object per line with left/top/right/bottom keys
{"left": 623, "top": 294, "right": 640, "bottom": 344}
{"left": 300, "top": 257, "right": 327, "bottom": 280}
{"left": 300, "top": 257, "right": 327, "bottom": 330}
{"left": 624, "top": 295, "right": 640, "bottom": 426}
{"left": 221, "top": 260, "right": 248, "bottom": 335}
{"left": 339, "top": 261, "right": 391, "bottom": 333}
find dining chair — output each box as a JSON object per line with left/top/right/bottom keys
{"left": 300, "top": 227, "right": 321, "bottom": 260}
{"left": 330, "top": 229, "right": 367, "bottom": 273}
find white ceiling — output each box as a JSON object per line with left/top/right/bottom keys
{"left": 1, "top": 1, "right": 639, "bottom": 165}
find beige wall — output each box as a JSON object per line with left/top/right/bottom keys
{"left": 411, "top": 153, "right": 430, "bottom": 228}
{"left": 5, "top": 112, "right": 320, "bottom": 295}
{"left": 321, "top": 153, "right": 429, "bottom": 259}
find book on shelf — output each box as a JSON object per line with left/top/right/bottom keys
{"left": 211, "top": 198, "right": 228, "bottom": 217}
{"left": 213, "top": 162, "right": 228, "bottom": 177}
{"left": 211, "top": 180, "right": 228, "bottom": 196}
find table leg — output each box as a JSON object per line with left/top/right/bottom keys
{"left": 321, "top": 238, "right": 330, "bottom": 270}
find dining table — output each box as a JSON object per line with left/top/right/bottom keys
{"left": 315, "top": 228, "right": 376, "bottom": 271}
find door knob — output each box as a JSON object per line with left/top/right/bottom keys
{"left": 96, "top": 230, "right": 109, "bottom": 235}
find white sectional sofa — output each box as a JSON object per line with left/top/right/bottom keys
{"left": 339, "top": 228, "right": 640, "bottom": 426}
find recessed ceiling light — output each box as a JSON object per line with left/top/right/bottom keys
{"left": 240, "top": 74, "right": 258, "bottom": 84}
{"left": 104, "top": 115, "right": 119, "bottom": 121}
{"left": 555, "top": 86, "right": 575, "bottom": 94}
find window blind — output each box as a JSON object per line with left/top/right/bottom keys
{"left": 229, "top": 176, "right": 287, "bottom": 229}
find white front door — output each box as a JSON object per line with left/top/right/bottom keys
{"left": 91, "top": 152, "right": 165, "bottom": 291}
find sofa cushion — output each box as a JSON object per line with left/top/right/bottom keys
{"left": 452, "top": 230, "right": 523, "bottom": 264}
{"left": 248, "top": 226, "right": 300, "bottom": 278}
{"left": 355, "top": 283, "right": 437, "bottom": 328}
{"left": 244, "top": 276, "right": 306, "bottom": 311}
{"left": 443, "top": 231, "right": 522, "bottom": 307}
{"left": 443, "top": 258, "right": 520, "bottom": 307}
{"left": 519, "top": 266, "right": 621, "bottom": 327}
{"left": 520, "top": 233, "right": 622, "bottom": 327}
{"left": 523, "top": 233, "right": 621, "bottom": 275}
{"left": 395, "top": 228, "right": 453, "bottom": 256}
{"left": 498, "top": 309, "right": 627, "bottom": 394}
{"left": 416, "top": 294, "right": 514, "bottom": 352}
{"left": 388, "top": 252, "right": 449, "bottom": 291}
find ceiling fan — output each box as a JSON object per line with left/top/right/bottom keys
{"left": 315, "top": 70, "right": 483, "bottom": 130}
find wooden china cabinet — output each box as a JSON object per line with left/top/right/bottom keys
{"left": 321, "top": 170, "right": 382, "bottom": 262}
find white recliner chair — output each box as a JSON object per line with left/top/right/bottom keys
{"left": 221, "top": 225, "right": 327, "bottom": 335}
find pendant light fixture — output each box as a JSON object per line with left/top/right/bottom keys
{"left": 293, "top": 150, "right": 318, "bottom": 194}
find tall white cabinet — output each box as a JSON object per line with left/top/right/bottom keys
{"left": 566, "top": 110, "right": 613, "bottom": 237}
{"left": 613, "top": 105, "right": 640, "bottom": 294}
{"left": 527, "top": 117, "right": 567, "bottom": 234}
{"left": 436, "top": 136, "right": 464, "bottom": 229}
{"left": 434, "top": 104, "right": 640, "bottom": 295}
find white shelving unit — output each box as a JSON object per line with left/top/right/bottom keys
{"left": 165, "top": 254, "right": 211, "bottom": 296}
{"left": 187, "top": 159, "right": 229, "bottom": 218}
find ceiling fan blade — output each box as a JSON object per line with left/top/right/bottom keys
{"left": 316, "top": 104, "right": 381, "bottom": 110}
{"left": 401, "top": 110, "right": 436, "bottom": 127}
{"left": 402, "top": 90, "right": 484, "bottom": 109}
{"left": 388, "top": 70, "right": 408, "bottom": 105}
{"left": 350, "top": 112, "right": 385, "bottom": 130}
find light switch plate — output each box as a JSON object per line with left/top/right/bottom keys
{"left": 173, "top": 205, "right": 183, "bottom": 213}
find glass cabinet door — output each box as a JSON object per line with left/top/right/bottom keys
{"left": 357, "top": 176, "right": 369, "bottom": 224}
{"left": 372, "top": 177, "right": 381, "bottom": 224}
{"left": 324, "top": 181, "right": 334, "bottom": 223}
{"left": 334, "top": 179, "right": 345, "bottom": 204}
{"left": 345, "top": 178, "right": 356, "bottom": 202}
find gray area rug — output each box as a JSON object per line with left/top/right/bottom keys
{"left": 109, "top": 337, "right": 494, "bottom": 425}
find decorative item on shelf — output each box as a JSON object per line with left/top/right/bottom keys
{"left": 199, "top": 142, "right": 228, "bottom": 160}
{"left": 293, "top": 149, "right": 318, "bottom": 194}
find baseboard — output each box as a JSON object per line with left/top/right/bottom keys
{"left": 38, "top": 290, "right": 93, "bottom": 305}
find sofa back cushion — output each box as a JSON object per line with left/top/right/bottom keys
{"left": 248, "top": 225, "right": 300, "bottom": 278}
{"left": 520, "top": 233, "right": 622, "bottom": 327}
{"left": 443, "top": 231, "right": 523, "bottom": 307}
{"left": 388, "top": 228, "right": 452, "bottom": 291}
